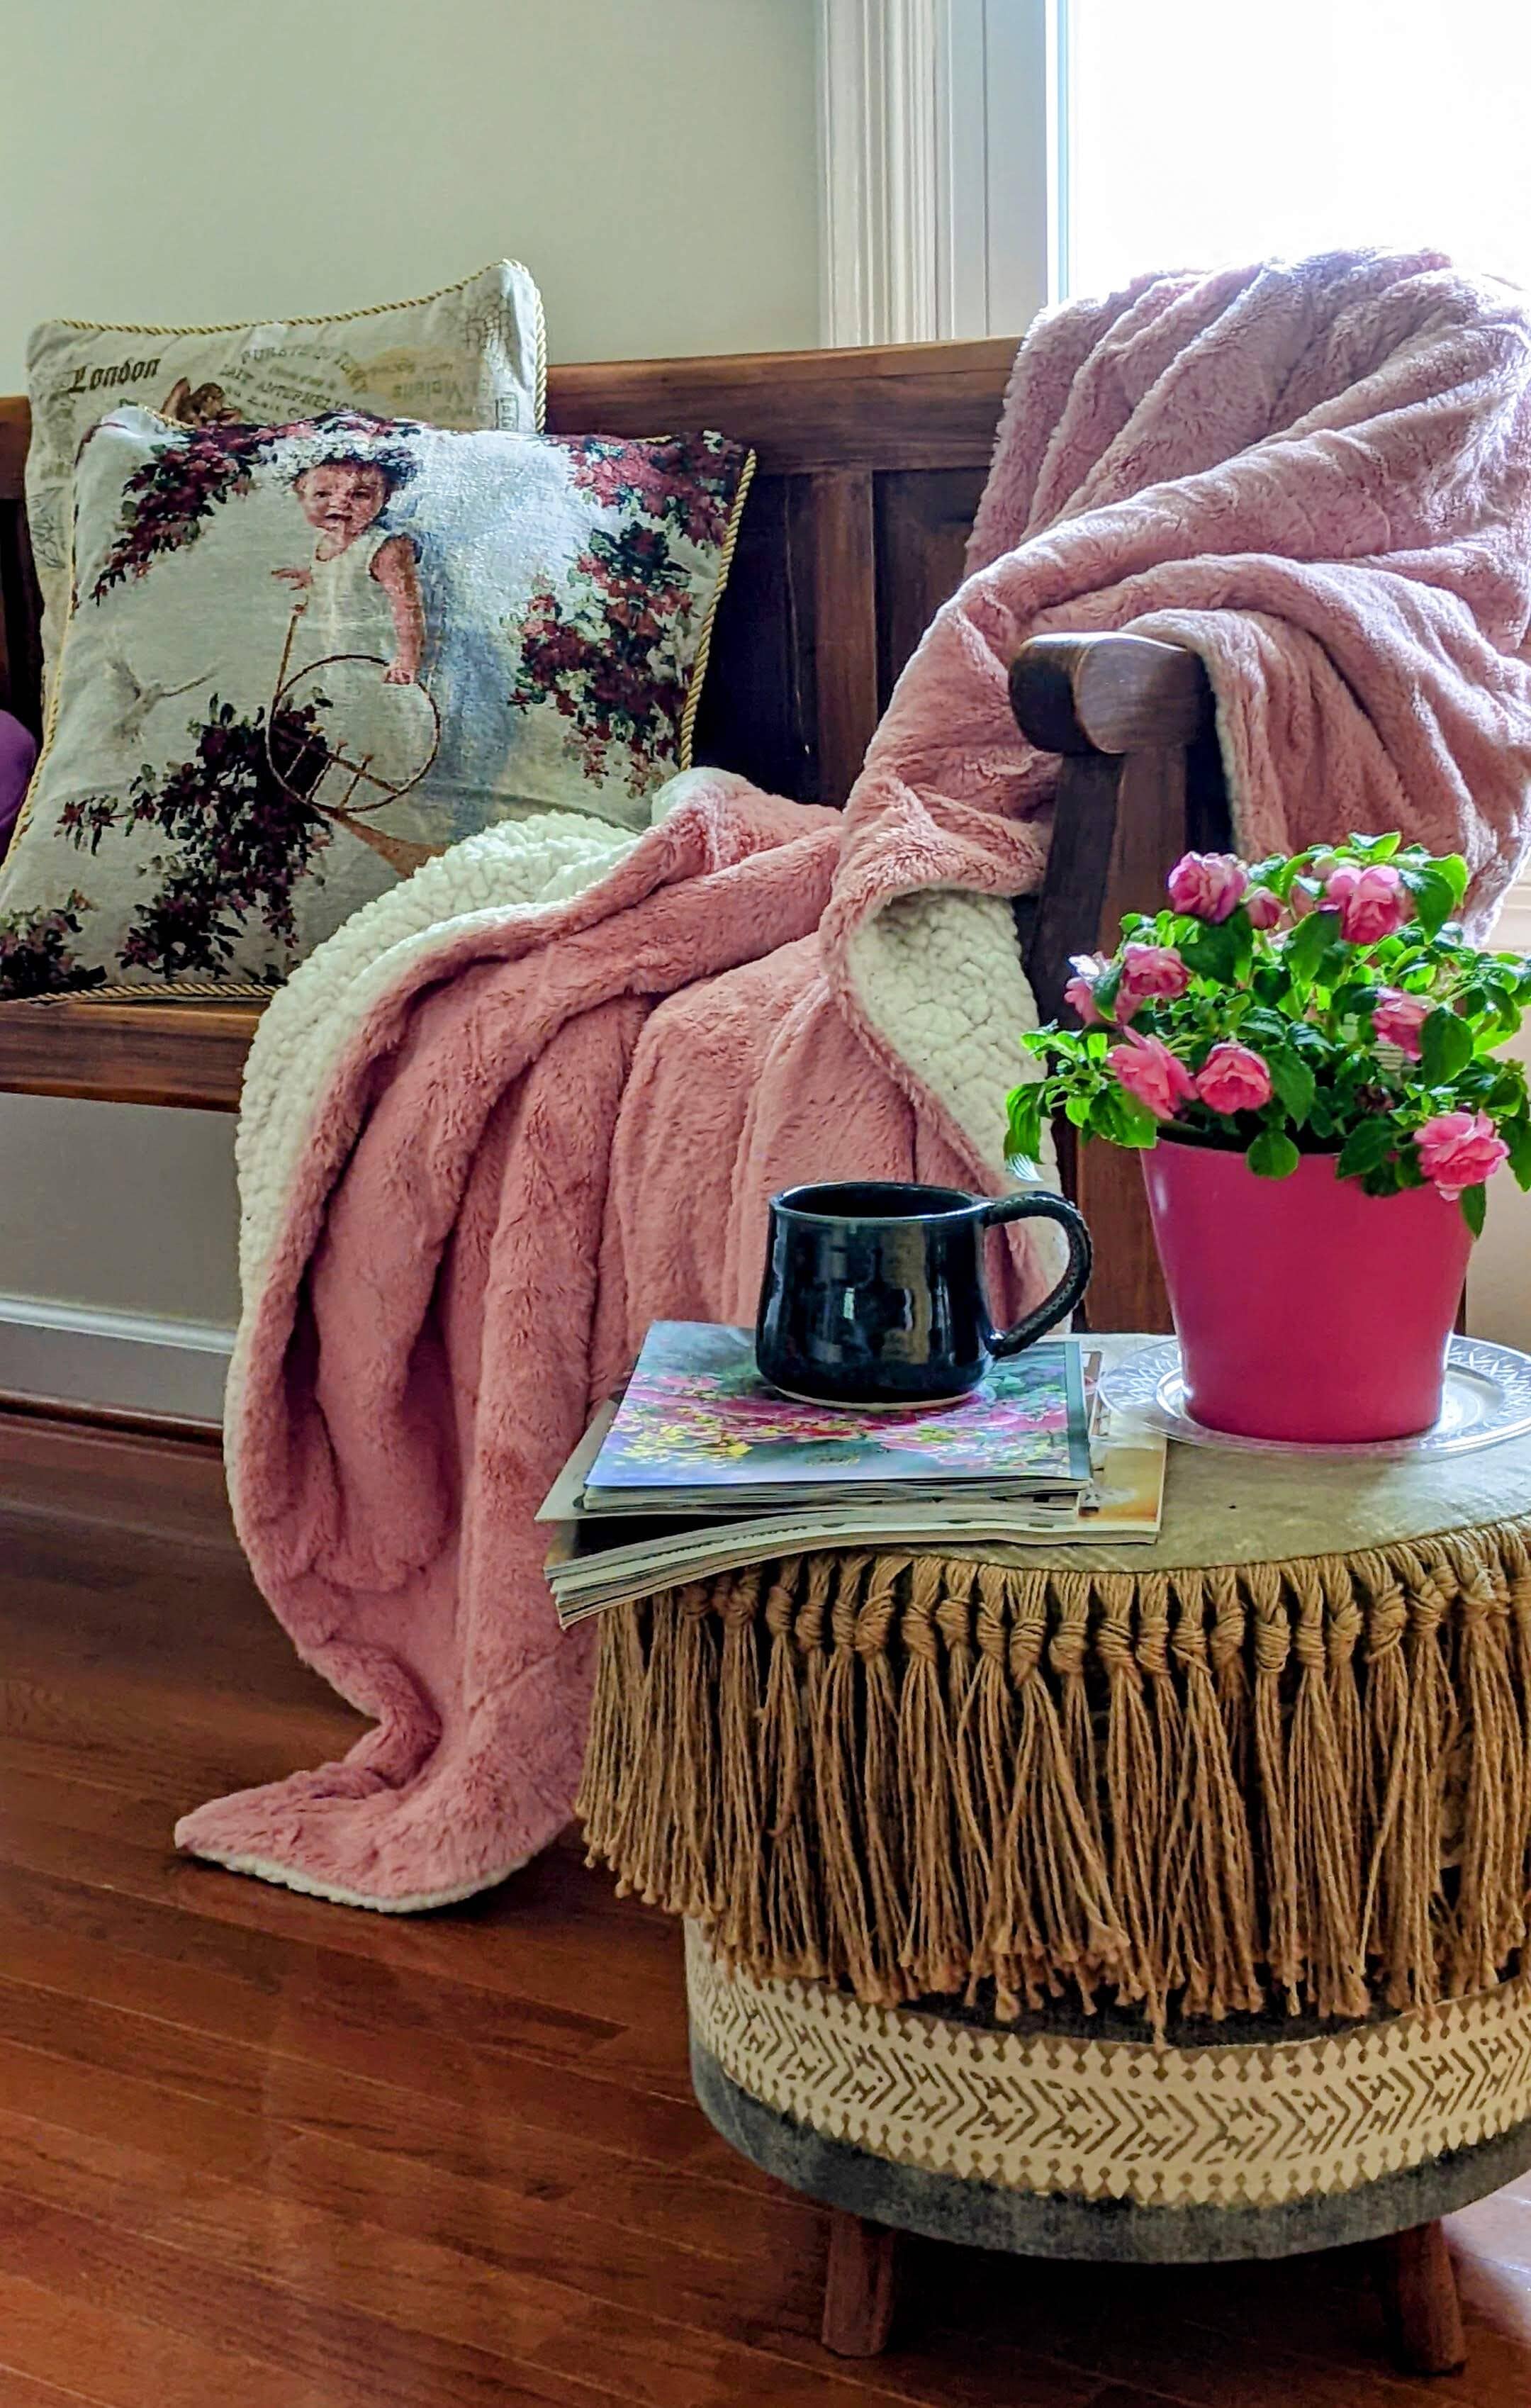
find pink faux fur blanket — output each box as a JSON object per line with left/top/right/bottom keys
{"left": 179, "top": 249, "right": 1531, "bottom": 1908}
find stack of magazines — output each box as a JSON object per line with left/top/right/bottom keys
{"left": 539, "top": 1323, "right": 1166, "bottom": 1625}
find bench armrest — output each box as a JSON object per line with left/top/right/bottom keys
{"left": 1010, "top": 632, "right": 1213, "bottom": 757}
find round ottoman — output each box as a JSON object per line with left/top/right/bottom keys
{"left": 581, "top": 1399, "right": 1531, "bottom": 2375}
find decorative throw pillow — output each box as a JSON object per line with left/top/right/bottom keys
{"left": 26, "top": 260, "right": 546, "bottom": 673}
{"left": 0, "top": 405, "right": 752, "bottom": 998}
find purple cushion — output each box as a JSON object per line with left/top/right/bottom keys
{"left": 0, "top": 712, "right": 38, "bottom": 863}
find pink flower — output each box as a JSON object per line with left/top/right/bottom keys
{"left": 1245, "top": 885, "right": 1284, "bottom": 931}
{"left": 1114, "top": 942, "right": 1191, "bottom": 1019}
{"left": 1413, "top": 1109, "right": 1509, "bottom": 1202}
{"left": 1062, "top": 951, "right": 1109, "bottom": 1025}
{"left": 1372, "top": 987, "right": 1431, "bottom": 1060}
{"left": 1194, "top": 1041, "right": 1274, "bottom": 1115}
{"left": 1167, "top": 851, "right": 1248, "bottom": 923}
{"left": 1108, "top": 1030, "right": 1196, "bottom": 1121}
{"left": 1323, "top": 860, "right": 1414, "bottom": 946}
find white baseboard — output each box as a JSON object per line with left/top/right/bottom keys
{"left": 0, "top": 1292, "right": 234, "bottom": 1424}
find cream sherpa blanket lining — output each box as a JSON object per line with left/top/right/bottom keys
{"left": 178, "top": 249, "right": 1531, "bottom": 1908}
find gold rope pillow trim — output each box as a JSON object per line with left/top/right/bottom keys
{"left": 577, "top": 1523, "right": 1531, "bottom": 2034}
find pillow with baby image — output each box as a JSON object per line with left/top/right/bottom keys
{"left": 25, "top": 259, "right": 546, "bottom": 681}
{"left": 0, "top": 404, "right": 753, "bottom": 997}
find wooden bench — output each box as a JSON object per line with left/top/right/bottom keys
{"left": 0, "top": 340, "right": 1223, "bottom": 1331}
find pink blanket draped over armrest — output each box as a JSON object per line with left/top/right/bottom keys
{"left": 179, "top": 249, "right": 1531, "bottom": 1910}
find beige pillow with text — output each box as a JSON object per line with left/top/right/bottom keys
{"left": 26, "top": 259, "right": 546, "bottom": 676}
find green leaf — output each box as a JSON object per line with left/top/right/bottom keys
{"left": 1064, "top": 1093, "right": 1092, "bottom": 1127}
{"left": 1006, "top": 1083, "right": 1045, "bottom": 1163}
{"left": 1436, "top": 853, "right": 1470, "bottom": 908}
{"left": 1336, "top": 1118, "right": 1397, "bottom": 1179}
{"left": 1096, "top": 1087, "right": 1159, "bottom": 1148}
{"left": 1092, "top": 962, "right": 1124, "bottom": 1021}
{"left": 1240, "top": 1007, "right": 1293, "bottom": 1046}
{"left": 1348, "top": 831, "right": 1401, "bottom": 861}
{"left": 1267, "top": 1046, "right": 1316, "bottom": 1125}
{"left": 1505, "top": 1117, "right": 1531, "bottom": 1193}
{"left": 1282, "top": 905, "right": 1340, "bottom": 985}
{"left": 1246, "top": 1128, "right": 1300, "bottom": 1178}
{"left": 1420, "top": 1006, "right": 1474, "bottom": 1083}
{"left": 1178, "top": 919, "right": 1242, "bottom": 985}
{"left": 1404, "top": 863, "right": 1458, "bottom": 941}
{"left": 1461, "top": 1182, "right": 1488, "bottom": 1238}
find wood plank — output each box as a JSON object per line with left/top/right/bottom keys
{"left": 0, "top": 488, "right": 43, "bottom": 733}
{"left": 0, "top": 2193, "right": 589, "bottom": 2408}
{"left": 0, "top": 2267, "right": 348, "bottom": 2408}
{"left": 0, "top": 396, "right": 26, "bottom": 502}
{"left": 810, "top": 469, "right": 880, "bottom": 802}
{"left": 546, "top": 340, "right": 1015, "bottom": 474}
{"left": 688, "top": 471, "right": 814, "bottom": 800}
{"left": 0, "top": 996, "right": 259, "bottom": 1109}
{"left": 874, "top": 466, "right": 986, "bottom": 710}
{"left": 0, "top": 343, "right": 1016, "bottom": 506}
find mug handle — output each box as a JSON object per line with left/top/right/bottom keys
{"left": 977, "top": 1190, "right": 1093, "bottom": 1357}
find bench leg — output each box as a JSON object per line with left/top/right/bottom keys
{"left": 1376, "top": 2219, "right": 1467, "bottom": 2376}
{"left": 821, "top": 2210, "right": 899, "bottom": 2357}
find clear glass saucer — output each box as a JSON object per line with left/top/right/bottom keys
{"left": 1097, "top": 1335, "right": 1531, "bottom": 1460}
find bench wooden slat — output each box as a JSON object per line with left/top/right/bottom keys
{"left": 0, "top": 340, "right": 1016, "bottom": 508}
{"left": 0, "top": 999, "right": 259, "bottom": 1109}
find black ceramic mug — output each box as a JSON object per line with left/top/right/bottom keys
{"left": 755, "top": 1179, "right": 1092, "bottom": 1409}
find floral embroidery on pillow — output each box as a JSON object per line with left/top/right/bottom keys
{"left": 509, "top": 434, "right": 748, "bottom": 795}
{"left": 0, "top": 409, "right": 753, "bottom": 996}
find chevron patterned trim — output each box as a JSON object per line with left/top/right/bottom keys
{"left": 685, "top": 1923, "right": 1531, "bottom": 2210}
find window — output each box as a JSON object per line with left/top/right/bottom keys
{"left": 1064, "top": 0, "right": 1531, "bottom": 300}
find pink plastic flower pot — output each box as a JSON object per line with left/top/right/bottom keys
{"left": 1140, "top": 1141, "right": 1474, "bottom": 1443}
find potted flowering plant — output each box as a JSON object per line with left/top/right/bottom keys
{"left": 1006, "top": 836, "right": 1531, "bottom": 1442}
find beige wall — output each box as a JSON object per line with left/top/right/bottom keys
{"left": 0, "top": 0, "right": 819, "bottom": 1338}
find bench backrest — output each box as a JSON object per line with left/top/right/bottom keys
{"left": 0, "top": 339, "right": 1015, "bottom": 802}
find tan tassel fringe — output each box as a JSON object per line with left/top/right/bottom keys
{"left": 575, "top": 1520, "right": 1531, "bottom": 2033}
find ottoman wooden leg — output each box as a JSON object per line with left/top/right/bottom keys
{"left": 1376, "top": 2219, "right": 1467, "bottom": 2376}
{"left": 821, "top": 2210, "right": 899, "bottom": 2356}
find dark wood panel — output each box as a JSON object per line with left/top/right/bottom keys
{"left": 0, "top": 998, "right": 259, "bottom": 1109}
{"left": 546, "top": 339, "right": 1016, "bottom": 474}
{"left": 809, "top": 469, "right": 880, "bottom": 803}
{"left": 0, "top": 495, "right": 42, "bottom": 734}
{"left": 874, "top": 466, "right": 987, "bottom": 711}
{"left": 0, "top": 396, "right": 25, "bottom": 503}
{"left": 688, "top": 472, "right": 813, "bottom": 801}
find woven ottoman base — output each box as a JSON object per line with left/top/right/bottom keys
{"left": 685, "top": 1923, "right": 1531, "bottom": 2265}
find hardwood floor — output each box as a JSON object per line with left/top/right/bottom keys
{"left": 3, "top": 1417, "right": 1531, "bottom": 2406}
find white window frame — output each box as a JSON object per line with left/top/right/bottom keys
{"left": 817, "top": 0, "right": 1063, "bottom": 347}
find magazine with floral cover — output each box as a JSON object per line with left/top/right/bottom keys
{"left": 578, "top": 1321, "right": 1092, "bottom": 1512}
{"left": 539, "top": 1336, "right": 1167, "bottom": 1625}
